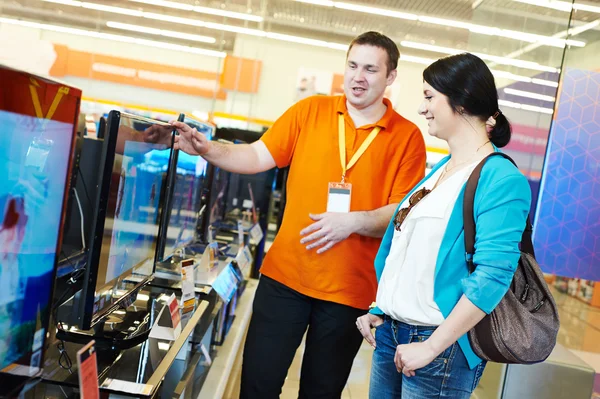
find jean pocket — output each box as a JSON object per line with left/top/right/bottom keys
{"left": 410, "top": 330, "right": 453, "bottom": 362}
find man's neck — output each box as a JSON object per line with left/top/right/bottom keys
{"left": 346, "top": 98, "right": 387, "bottom": 128}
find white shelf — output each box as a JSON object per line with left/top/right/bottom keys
{"left": 197, "top": 279, "right": 257, "bottom": 399}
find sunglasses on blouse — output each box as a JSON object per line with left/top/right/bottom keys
{"left": 393, "top": 187, "right": 431, "bottom": 231}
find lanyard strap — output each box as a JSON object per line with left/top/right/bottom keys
{"left": 338, "top": 113, "right": 381, "bottom": 183}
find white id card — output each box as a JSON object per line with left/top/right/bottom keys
{"left": 327, "top": 182, "right": 352, "bottom": 213}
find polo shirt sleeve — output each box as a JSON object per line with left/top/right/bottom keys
{"left": 260, "top": 100, "right": 307, "bottom": 168}
{"left": 387, "top": 127, "right": 427, "bottom": 204}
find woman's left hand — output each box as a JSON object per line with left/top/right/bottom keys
{"left": 394, "top": 341, "right": 439, "bottom": 377}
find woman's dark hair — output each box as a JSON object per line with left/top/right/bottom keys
{"left": 423, "top": 53, "right": 511, "bottom": 147}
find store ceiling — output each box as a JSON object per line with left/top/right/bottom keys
{"left": 1, "top": 0, "right": 599, "bottom": 74}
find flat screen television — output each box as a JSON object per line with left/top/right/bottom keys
{"left": 0, "top": 65, "right": 81, "bottom": 391}
{"left": 156, "top": 115, "right": 213, "bottom": 262}
{"left": 75, "top": 111, "right": 174, "bottom": 330}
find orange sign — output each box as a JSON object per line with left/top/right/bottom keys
{"left": 50, "top": 45, "right": 262, "bottom": 99}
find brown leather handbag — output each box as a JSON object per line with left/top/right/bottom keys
{"left": 463, "top": 152, "right": 560, "bottom": 364}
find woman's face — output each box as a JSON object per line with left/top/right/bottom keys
{"left": 418, "top": 81, "right": 459, "bottom": 141}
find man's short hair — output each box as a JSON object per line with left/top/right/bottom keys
{"left": 347, "top": 31, "right": 400, "bottom": 75}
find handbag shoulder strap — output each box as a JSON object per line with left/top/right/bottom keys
{"left": 463, "top": 152, "right": 535, "bottom": 274}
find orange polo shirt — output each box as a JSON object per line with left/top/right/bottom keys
{"left": 260, "top": 95, "right": 426, "bottom": 310}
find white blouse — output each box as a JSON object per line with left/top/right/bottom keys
{"left": 376, "top": 161, "right": 478, "bottom": 326}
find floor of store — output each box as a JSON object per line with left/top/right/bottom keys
{"left": 223, "top": 285, "right": 600, "bottom": 399}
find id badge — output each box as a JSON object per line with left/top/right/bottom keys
{"left": 327, "top": 182, "right": 352, "bottom": 213}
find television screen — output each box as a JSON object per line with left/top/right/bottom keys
{"left": 159, "top": 117, "right": 213, "bottom": 260}
{"left": 0, "top": 65, "right": 80, "bottom": 377}
{"left": 78, "top": 111, "right": 173, "bottom": 329}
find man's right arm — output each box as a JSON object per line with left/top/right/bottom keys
{"left": 202, "top": 140, "right": 276, "bottom": 175}
{"left": 173, "top": 100, "right": 304, "bottom": 175}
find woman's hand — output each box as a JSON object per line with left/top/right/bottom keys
{"left": 394, "top": 341, "right": 439, "bottom": 377}
{"left": 356, "top": 313, "right": 384, "bottom": 349}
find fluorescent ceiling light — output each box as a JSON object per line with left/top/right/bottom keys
{"left": 499, "top": 99, "right": 554, "bottom": 114}
{"left": 44, "top": 0, "right": 144, "bottom": 16}
{"left": 532, "top": 78, "right": 559, "bottom": 88}
{"left": 334, "top": 2, "right": 418, "bottom": 20}
{"left": 127, "top": 0, "right": 264, "bottom": 22}
{"left": 569, "top": 20, "right": 600, "bottom": 36}
{"left": 42, "top": 0, "right": 348, "bottom": 50}
{"left": 491, "top": 70, "right": 558, "bottom": 88}
{"left": 107, "top": 21, "right": 216, "bottom": 43}
{"left": 504, "top": 88, "right": 556, "bottom": 102}
{"left": 513, "top": 0, "right": 600, "bottom": 14}
{"left": 400, "top": 41, "right": 559, "bottom": 73}
{"left": 400, "top": 54, "right": 436, "bottom": 65}
{"left": 0, "top": 17, "right": 226, "bottom": 57}
{"left": 293, "top": 0, "right": 585, "bottom": 48}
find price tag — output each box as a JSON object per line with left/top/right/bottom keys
{"left": 168, "top": 294, "right": 181, "bottom": 337}
{"left": 200, "top": 242, "right": 219, "bottom": 271}
{"left": 235, "top": 246, "right": 253, "bottom": 275}
{"left": 249, "top": 223, "right": 264, "bottom": 245}
{"left": 180, "top": 259, "right": 195, "bottom": 311}
{"left": 212, "top": 263, "right": 239, "bottom": 303}
{"left": 77, "top": 340, "right": 99, "bottom": 399}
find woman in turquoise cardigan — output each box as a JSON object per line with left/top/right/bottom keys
{"left": 356, "top": 53, "right": 531, "bottom": 398}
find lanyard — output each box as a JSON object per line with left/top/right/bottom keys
{"left": 338, "top": 114, "right": 381, "bottom": 183}
{"left": 29, "top": 77, "right": 69, "bottom": 123}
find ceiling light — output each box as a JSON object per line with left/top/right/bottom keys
{"left": 569, "top": 20, "right": 600, "bottom": 36}
{"left": 499, "top": 99, "right": 554, "bottom": 114}
{"left": 512, "top": 0, "right": 572, "bottom": 12}
{"left": 334, "top": 2, "right": 418, "bottom": 20}
{"left": 42, "top": 0, "right": 348, "bottom": 50}
{"left": 106, "top": 21, "right": 216, "bottom": 43}
{"left": 43, "top": 0, "right": 144, "bottom": 16}
{"left": 293, "top": 0, "right": 585, "bottom": 48}
{"left": 513, "top": 0, "right": 600, "bottom": 14}
{"left": 399, "top": 54, "right": 436, "bottom": 65}
{"left": 532, "top": 78, "right": 559, "bottom": 88}
{"left": 504, "top": 88, "right": 556, "bottom": 102}
{"left": 294, "top": 0, "right": 335, "bottom": 5}
{"left": 400, "top": 41, "right": 559, "bottom": 73}
{"left": 491, "top": 70, "right": 559, "bottom": 88}
{"left": 0, "top": 17, "right": 226, "bottom": 57}
{"left": 127, "top": 0, "right": 264, "bottom": 22}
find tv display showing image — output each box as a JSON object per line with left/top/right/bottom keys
{"left": 0, "top": 65, "right": 81, "bottom": 380}
{"left": 77, "top": 111, "right": 174, "bottom": 330}
{"left": 158, "top": 116, "right": 213, "bottom": 261}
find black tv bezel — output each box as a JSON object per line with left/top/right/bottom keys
{"left": 77, "top": 110, "right": 174, "bottom": 330}
{"left": 155, "top": 113, "right": 184, "bottom": 262}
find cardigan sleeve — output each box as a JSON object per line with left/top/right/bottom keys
{"left": 460, "top": 172, "right": 532, "bottom": 314}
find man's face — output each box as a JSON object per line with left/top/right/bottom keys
{"left": 344, "top": 44, "right": 397, "bottom": 110}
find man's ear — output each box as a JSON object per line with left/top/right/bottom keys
{"left": 386, "top": 69, "right": 397, "bottom": 86}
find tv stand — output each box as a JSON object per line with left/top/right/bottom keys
{"left": 54, "top": 287, "right": 164, "bottom": 350}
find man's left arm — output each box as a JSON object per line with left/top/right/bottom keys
{"left": 352, "top": 203, "right": 398, "bottom": 237}
{"left": 301, "top": 127, "right": 427, "bottom": 253}
{"left": 300, "top": 204, "right": 397, "bottom": 254}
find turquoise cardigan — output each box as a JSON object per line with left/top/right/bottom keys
{"left": 371, "top": 152, "right": 531, "bottom": 369}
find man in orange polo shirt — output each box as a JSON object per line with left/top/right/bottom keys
{"left": 172, "top": 31, "right": 426, "bottom": 398}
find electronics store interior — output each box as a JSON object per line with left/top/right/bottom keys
{"left": 0, "top": 64, "right": 281, "bottom": 399}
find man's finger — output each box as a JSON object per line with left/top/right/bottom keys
{"left": 309, "top": 213, "right": 325, "bottom": 221}
{"left": 300, "top": 221, "right": 323, "bottom": 237}
{"left": 300, "top": 228, "right": 325, "bottom": 245}
{"left": 306, "top": 236, "right": 329, "bottom": 250}
{"left": 316, "top": 241, "right": 336, "bottom": 254}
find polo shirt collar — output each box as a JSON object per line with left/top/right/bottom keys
{"left": 336, "top": 95, "right": 394, "bottom": 130}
